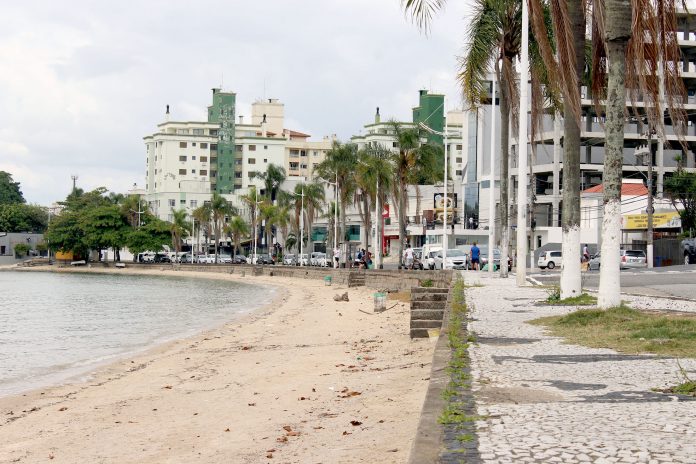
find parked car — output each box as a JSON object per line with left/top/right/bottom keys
{"left": 179, "top": 253, "right": 194, "bottom": 263}
{"left": 154, "top": 253, "right": 171, "bottom": 263}
{"left": 621, "top": 249, "right": 647, "bottom": 269}
{"left": 297, "top": 253, "right": 309, "bottom": 266}
{"left": 218, "top": 254, "right": 232, "bottom": 264}
{"left": 257, "top": 254, "right": 275, "bottom": 265}
{"left": 682, "top": 238, "right": 696, "bottom": 265}
{"left": 478, "top": 248, "right": 512, "bottom": 271}
{"left": 588, "top": 252, "right": 602, "bottom": 271}
{"left": 232, "top": 254, "right": 247, "bottom": 264}
{"left": 538, "top": 250, "right": 562, "bottom": 270}
{"left": 433, "top": 249, "right": 469, "bottom": 270}
{"left": 310, "top": 252, "right": 328, "bottom": 267}
{"left": 198, "top": 254, "right": 216, "bottom": 264}
{"left": 283, "top": 254, "right": 297, "bottom": 266}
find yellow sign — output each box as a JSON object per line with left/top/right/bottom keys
{"left": 622, "top": 211, "right": 681, "bottom": 230}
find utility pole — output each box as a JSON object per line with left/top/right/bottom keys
{"left": 648, "top": 132, "right": 656, "bottom": 268}
{"left": 488, "top": 75, "right": 497, "bottom": 276}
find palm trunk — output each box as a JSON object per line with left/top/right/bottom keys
{"left": 599, "top": 0, "right": 631, "bottom": 308}
{"left": 499, "top": 67, "right": 510, "bottom": 278}
{"left": 398, "top": 182, "right": 407, "bottom": 268}
{"left": 214, "top": 221, "right": 219, "bottom": 263}
{"left": 415, "top": 184, "right": 422, "bottom": 224}
{"left": 560, "top": 0, "right": 585, "bottom": 299}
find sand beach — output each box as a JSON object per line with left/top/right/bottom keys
{"left": 0, "top": 267, "right": 434, "bottom": 463}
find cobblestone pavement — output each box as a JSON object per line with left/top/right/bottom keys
{"left": 463, "top": 273, "right": 696, "bottom": 464}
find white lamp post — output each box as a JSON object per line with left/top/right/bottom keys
{"left": 516, "top": 0, "right": 530, "bottom": 286}
{"left": 489, "top": 74, "right": 497, "bottom": 276}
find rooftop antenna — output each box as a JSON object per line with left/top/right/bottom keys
{"left": 71, "top": 175, "right": 78, "bottom": 192}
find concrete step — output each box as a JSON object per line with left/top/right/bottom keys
{"left": 411, "top": 301, "right": 447, "bottom": 310}
{"left": 411, "top": 309, "right": 445, "bottom": 321}
{"left": 411, "top": 287, "right": 449, "bottom": 294}
{"left": 411, "top": 293, "right": 448, "bottom": 302}
{"left": 410, "top": 319, "right": 444, "bottom": 329}
{"left": 410, "top": 328, "right": 440, "bottom": 338}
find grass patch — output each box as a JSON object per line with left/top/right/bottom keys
{"left": 420, "top": 279, "right": 434, "bottom": 287}
{"left": 543, "top": 286, "right": 597, "bottom": 306}
{"left": 531, "top": 306, "right": 696, "bottom": 358}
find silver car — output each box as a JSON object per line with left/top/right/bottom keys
{"left": 588, "top": 250, "right": 647, "bottom": 270}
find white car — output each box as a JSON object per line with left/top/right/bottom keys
{"left": 283, "top": 254, "right": 297, "bottom": 266}
{"left": 298, "top": 253, "right": 309, "bottom": 266}
{"left": 310, "top": 252, "right": 328, "bottom": 267}
{"left": 538, "top": 250, "right": 562, "bottom": 270}
{"left": 423, "top": 247, "right": 443, "bottom": 270}
{"left": 199, "top": 254, "right": 217, "bottom": 264}
{"left": 433, "top": 249, "right": 469, "bottom": 270}
{"left": 218, "top": 254, "right": 232, "bottom": 264}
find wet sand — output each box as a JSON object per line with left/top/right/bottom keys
{"left": 0, "top": 267, "right": 435, "bottom": 463}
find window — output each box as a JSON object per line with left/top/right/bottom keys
{"left": 168, "top": 199, "right": 175, "bottom": 207}
{"left": 300, "top": 150, "right": 306, "bottom": 157}
{"left": 180, "top": 199, "right": 186, "bottom": 205}
{"left": 248, "top": 158, "right": 256, "bottom": 164}
{"left": 210, "top": 144, "right": 218, "bottom": 150}
{"left": 235, "top": 145, "right": 243, "bottom": 152}
{"left": 193, "top": 128, "right": 204, "bottom": 135}
{"left": 235, "top": 172, "right": 242, "bottom": 178}
{"left": 456, "top": 170, "right": 462, "bottom": 176}
{"left": 234, "top": 184, "right": 242, "bottom": 190}
{"left": 192, "top": 143, "right": 196, "bottom": 147}
{"left": 200, "top": 156, "right": 208, "bottom": 162}
{"left": 289, "top": 162, "right": 299, "bottom": 169}
{"left": 211, "top": 171, "right": 217, "bottom": 178}
{"left": 263, "top": 159, "right": 267, "bottom": 163}
{"left": 234, "top": 159, "right": 242, "bottom": 165}
{"left": 248, "top": 145, "right": 256, "bottom": 151}
{"left": 167, "top": 214, "right": 173, "bottom": 222}
{"left": 179, "top": 155, "right": 187, "bottom": 162}
{"left": 192, "top": 156, "right": 196, "bottom": 160}
{"left": 300, "top": 164, "right": 307, "bottom": 169}
{"left": 200, "top": 170, "right": 207, "bottom": 176}
{"left": 192, "top": 169, "right": 196, "bottom": 174}
{"left": 313, "top": 151, "right": 318, "bottom": 156}
{"left": 456, "top": 144, "right": 463, "bottom": 151}
{"left": 290, "top": 149, "right": 299, "bottom": 157}
{"left": 179, "top": 142, "right": 187, "bottom": 148}
{"left": 248, "top": 171, "right": 256, "bottom": 179}
{"left": 264, "top": 145, "right": 268, "bottom": 150}
{"left": 456, "top": 157, "right": 462, "bottom": 163}
{"left": 209, "top": 129, "right": 218, "bottom": 136}
{"left": 200, "top": 142, "right": 208, "bottom": 149}
{"left": 393, "top": 142, "right": 398, "bottom": 148}
{"left": 179, "top": 169, "right": 187, "bottom": 175}
{"left": 190, "top": 200, "right": 198, "bottom": 208}
{"left": 177, "top": 129, "right": 190, "bottom": 135}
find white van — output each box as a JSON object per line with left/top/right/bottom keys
{"left": 538, "top": 250, "right": 562, "bottom": 270}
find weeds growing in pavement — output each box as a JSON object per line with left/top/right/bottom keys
{"left": 654, "top": 360, "right": 696, "bottom": 397}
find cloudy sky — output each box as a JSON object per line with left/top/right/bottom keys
{"left": 1, "top": 0, "right": 471, "bottom": 205}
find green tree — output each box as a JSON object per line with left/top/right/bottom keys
{"left": 169, "top": 208, "right": 192, "bottom": 256}
{"left": 81, "top": 204, "right": 130, "bottom": 261}
{"left": 258, "top": 201, "right": 278, "bottom": 254}
{"left": 125, "top": 214, "right": 171, "bottom": 256}
{"left": 254, "top": 163, "right": 287, "bottom": 202}
{"left": 192, "top": 204, "right": 211, "bottom": 256}
{"left": 241, "top": 186, "right": 262, "bottom": 257}
{"left": 14, "top": 243, "right": 30, "bottom": 258}
{"left": 665, "top": 171, "right": 696, "bottom": 233}
{"left": 0, "top": 171, "right": 25, "bottom": 204}
{"left": 0, "top": 204, "right": 48, "bottom": 232}
{"left": 45, "top": 210, "right": 89, "bottom": 257}
{"left": 210, "top": 193, "right": 235, "bottom": 262}
{"left": 225, "top": 215, "right": 250, "bottom": 258}
{"left": 356, "top": 146, "right": 394, "bottom": 256}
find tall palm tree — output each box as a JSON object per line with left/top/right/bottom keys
{"left": 210, "top": 193, "right": 235, "bottom": 263}
{"left": 302, "top": 182, "right": 325, "bottom": 251}
{"left": 405, "top": 0, "right": 559, "bottom": 279}
{"left": 258, "top": 201, "right": 277, "bottom": 254}
{"left": 274, "top": 205, "right": 292, "bottom": 255}
{"left": 241, "top": 186, "right": 261, "bottom": 257}
{"left": 315, "top": 142, "right": 358, "bottom": 247}
{"left": 192, "top": 204, "right": 211, "bottom": 257}
{"left": 170, "top": 208, "right": 191, "bottom": 256}
{"left": 356, "top": 146, "right": 394, "bottom": 256}
{"left": 225, "top": 215, "right": 249, "bottom": 258}
{"left": 254, "top": 163, "right": 286, "bottom": 203}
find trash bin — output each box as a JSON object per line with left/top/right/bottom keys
{"left": 373, "top": 292, "right": 387, "bottom": 312}
{"left": 324, "top": 275, "right": 332, "bottom": 286}
{"left": 654, "top": 256, "right": 662, "bottom": 267}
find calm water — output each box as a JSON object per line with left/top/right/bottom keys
{"left": 0, "top": 271, "right": 274, "bottom": 397}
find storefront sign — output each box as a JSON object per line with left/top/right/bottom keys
{"left": 622, "top": 211, "right": 681, "bottom": 230}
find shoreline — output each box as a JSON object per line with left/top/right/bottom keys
{"left": 0, "top": 266, "right": 434, "bottom": 463}
{"left": 0, "top": 266, "right": 283, "bottom": 400}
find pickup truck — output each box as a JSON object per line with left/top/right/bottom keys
{"left": 683, "top": 238, "right": 696, "bottom": 265}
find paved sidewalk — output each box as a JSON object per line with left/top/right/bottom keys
{"left": 464, "top": 274, "right": 696, "bottom": 464}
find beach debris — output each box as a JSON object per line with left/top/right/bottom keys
{"left": 248, "top": 403, "right": 256, "bottom": 406}
{"left": 163, "top": 385, "right": 173, "bottom": 389}
{"left": 387, "top": 448, "right": 399, "bottom": 452}
{"left": 350, "top": 420, "right": 362, "bottom": 426}
{"left": 342, "top": 431, "right": 351, "bottom": 436}
{"left": 312, "top": 388, "right": 316, "bottom": 392}
{"left": 266, "top": 452, "right": 273, "bottom": 458}
{"left": 241, "top": 346, "right": 252, "bottom": 351}
{"left": 313, "top": 426, "right": 324, "bottom": 430}
{"left": 48, "top": 453, "right": 55, "bottom": 460}
{"left": 58, "top": 407, "right": 68, "bottom": 411}
{"left": 338, "top": 388, "right": 361, "bottom": 398}
{"left": 333, "top": 292, "right": 349, "bottom": 302}
{"left": 276, "top": 436, "right": 288, "bottom": 443}
{"left": 224, "top": 428, "right": 230, "bottom": 432}
{"left": 299, "top": 396, "right": 309, "bottom": 400}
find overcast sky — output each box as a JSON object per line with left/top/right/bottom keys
{"left": 1, "top": 0, "right": 471, "bottom": 205}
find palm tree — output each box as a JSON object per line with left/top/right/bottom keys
{"left": 210, "top": 193, "right": 235, "bottom": 263}
{"left": 356, "top": 146, "right": 394, "bottom": 257}
{"left": 254, "top": 163, "right": 286, "bottom": 203}
{"left": 315, "top": 142, "right": 358, "bottom": 248}
{"left": 303, "top": 182, "right": 325, "bottom": 251}
{"left": 225, "top": 215, "right": 249, "bottom": 258}
{"left": 405, "top": 0, "right": 559, "bottom": 279}
{"left": 241, "top": 186, "right": 261, "bottom": 258}
{"left": 274, "top": 205, "right": 292, "bottom": 256}
{"left": 192, "top": 204, "right": 211, "bottom": 257}
{"left": 258, "top": 201, "right": 277, "bottom": 254}
{"left": 169, "top": 208, "right": 191, "bottom": 256}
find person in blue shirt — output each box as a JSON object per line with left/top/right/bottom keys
{"left": 471, "top": 242, "right": 480, "bottom": 270}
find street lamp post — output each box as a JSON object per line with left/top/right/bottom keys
{"left": 489, "top": 74, "right": 497, "bottom": 276}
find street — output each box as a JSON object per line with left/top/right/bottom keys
{"left": 528, "top": 265, "right": 696, "bottom": 300}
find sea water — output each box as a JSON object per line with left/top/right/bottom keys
{"left": 0, "top": 271, "right": 274, "bottom": 397}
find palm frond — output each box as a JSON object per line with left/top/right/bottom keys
{"left": 402, "top": 0, "right": 447, "bottom": 33}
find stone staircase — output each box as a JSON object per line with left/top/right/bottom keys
{"left": 410, "top": 287, "right": 449, "bottom": 338}
{"left": 348, "top": 271, "right": 366, "bottom": 287}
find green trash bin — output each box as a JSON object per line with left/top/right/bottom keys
{"left": 324, "top": 275, "right": 332, "bottom": 286}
